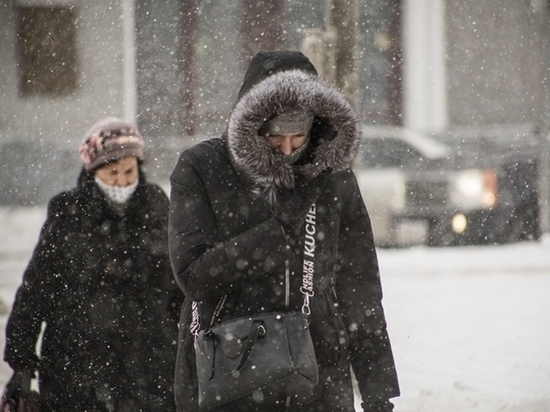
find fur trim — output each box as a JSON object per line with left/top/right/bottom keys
{"left": 227, "top": 70, "right": 360, "bottom": 198}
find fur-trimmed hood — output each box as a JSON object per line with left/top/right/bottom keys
{"left": 226, "top": 52, "right": 360, "bottom": 200}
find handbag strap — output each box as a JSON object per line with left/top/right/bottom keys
{"left": 228, "top": 319, "right": 265, "bottom": 374}
{"left": 300, "top": 203, "right": 316, "bottom": 316}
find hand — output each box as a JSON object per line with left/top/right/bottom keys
{"left": 275, "top": 168, "right": 332, "bottom": 236}
{"left": 1, "top": 370, "right": 40, "bottom": 412}
{"left": 2, "top": 370, "right": 26, "bottom": 403}
{"left": 361, "top": 399, "right": 395, "bottom": 412}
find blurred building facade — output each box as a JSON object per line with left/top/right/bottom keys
{"left": 0, "top": 0, "right": 549, "bottom": 229}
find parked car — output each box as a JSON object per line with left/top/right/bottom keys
{"left": 355, "top": 125, "right": 541, "bottom": 247}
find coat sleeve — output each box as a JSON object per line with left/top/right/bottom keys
{"left": 168, "top": 145, "right": 293, "bottom": 303}
{"left": 131, "top": 184, "right": 183, "bottom": 323}
{"left": 334, "top": 170, "right": 400, "bottom": 405}
{"left": 4, "top": 194, "right": 68, "bottom": 371}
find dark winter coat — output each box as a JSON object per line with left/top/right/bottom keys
{"left": 169, "top": 51, "right": 399, "bottom": 411}
{"left": 4, "top": 169, "right": 182, "bottom": 411}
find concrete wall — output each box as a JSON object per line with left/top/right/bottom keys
{"left": 446, "top": 0, "right": 544, "bottom": 126}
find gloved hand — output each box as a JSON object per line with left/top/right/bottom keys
{"left": 2, "top": 370, "right": 26, "bottom": 404}
{"left": 361, "top": 399, "right": 395, "bottom": 412}
{"left": 1, "top": 369, "right": 40, "bottom": 412}
{"left": 275, "top": 168, "right": 332, "bottom": 236}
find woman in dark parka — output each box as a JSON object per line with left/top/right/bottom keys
{"left": 169, "top": 51, "right": 400, "bottom": 411}
{"left": 4, "top": 118, "right": 182, "bottom": 411}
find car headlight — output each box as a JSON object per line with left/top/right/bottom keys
{"left": 450, "top": 169, "right": 498, "bottom": 210}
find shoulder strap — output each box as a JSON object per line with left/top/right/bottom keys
{"left": 300, "top": 203, "right": 316, "bottom": 315}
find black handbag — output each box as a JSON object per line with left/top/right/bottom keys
{"left": 195, "top": 311, "right": 318, "bottom": 408}
{"left": 194, "top": 204, "right": 320, "bottom": 408}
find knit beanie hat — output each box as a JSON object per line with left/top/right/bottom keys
{"left": 258, "top": 110, "right": 315, "bottom": 136}
{"left": 79, "top": 117, "right": 144, "bottom": 172}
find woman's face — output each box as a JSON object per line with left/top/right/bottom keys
{"left": 264, "top": 132, "right": 309, "bottom": 156}
{"left": 94, "top": 156, "right": 139, "bottom": 187}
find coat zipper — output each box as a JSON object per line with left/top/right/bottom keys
{"left": 285, "top": 259, "right": 291, "bottom": 409}
{"left": 285, "top": 259, "right": 290, "bottom": 308}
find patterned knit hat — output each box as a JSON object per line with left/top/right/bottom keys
{"left": 79, "top": 117, "right": 144, "bottom": 172}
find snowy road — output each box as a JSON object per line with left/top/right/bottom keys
{"left": 1, "top": 207, "right": 549, "bottom": 411}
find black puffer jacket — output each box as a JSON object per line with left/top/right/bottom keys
{"left": 169, "top": 51, "right": 399, "bottom": 411}
{"left": 4, "top": 169, "right": 182, "bottom": 411}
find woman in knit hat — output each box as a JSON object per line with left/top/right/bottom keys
{"left": 3, "top": 117, "right": 182, "bottom": 411}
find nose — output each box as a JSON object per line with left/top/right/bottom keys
{"left": 113, "top": 174, "right": 129, "bottom": 186}
{"left": 279, "top": 136, "right": 293, "bottom": 155}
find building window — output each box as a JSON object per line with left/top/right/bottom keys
{"left": 17, "top": 6, "right": 78, "bottom": 96}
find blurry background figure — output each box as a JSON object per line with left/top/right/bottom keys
{"left": 3, "top": 117, "right": 182, "bottom": 412}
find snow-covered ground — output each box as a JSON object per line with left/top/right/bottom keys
{"left": 1, "top": 207, "right": 549, "bottom": 411}
{"left": 378, "top": 239, "right": 550, "bottom": 412}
